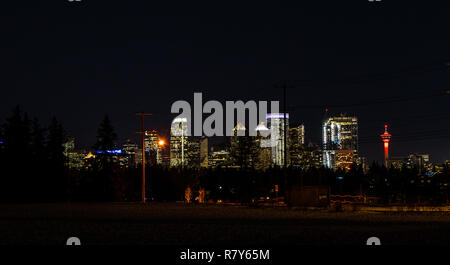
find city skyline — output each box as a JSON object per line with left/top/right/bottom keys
{"left": 52, "top": 111, "right": 449, "bottom": 170}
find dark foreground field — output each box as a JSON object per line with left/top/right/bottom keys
{"left": 0, "top": 203, "right": 449, "bottom": 245}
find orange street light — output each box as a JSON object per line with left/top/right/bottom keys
{"left": 158, "top": 139, "right": 166, "bottom": 147}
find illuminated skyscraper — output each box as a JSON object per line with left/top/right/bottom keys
{"left": 144, "top": 130, "right": 162, "bottom": 165}
{"left": 208, "top": 149, "right": 232, "bottom": 168}
{"left": 186, "top": 137, "right": 208, "bottom": 168}
{"left": 186, "top": 140, "right": 200, "bottom": 167}
{"left": 322, "top": 115, "right": 358, "bottom": 169}
{"left": 407, "top": 153, "right": 430, "bottom": 173}
{"left": 230, "top": 123, "right": 259, "bottom": 168}
{"left": 254, "top": 122, "right": 272, "bottom": 170}
{"left": 123, "top": 139, "right": 139, "bottom": 167}
{"left": 267, "top": 113, "right": 289, "bottom": 166}
{"left": 199, "top": 137, "right": 208, "bottom": 168}
{"left": 334, "top": 150, "right": 355, "bottom": 170}
{"left": 63, "top": 137, "right": 86, "bottom": 169}
{"left": 289, "top": 124, "right": 305, "bottom": 166}
{"left": 144, "top": 130, "right": 158, "bottom": 151}
{"left": 170, "top": 117, "right": 188, "bottom": 167}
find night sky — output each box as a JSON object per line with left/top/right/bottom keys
{"left": 1, "top": 1, "right": 449, "bottom": 163}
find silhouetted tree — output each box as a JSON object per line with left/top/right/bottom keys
{"left": 47, "top": 117, "right": 66, "bottom": 166}
{"left": 94, "top": 115, "right": 117, "bottom": 154}
{"left": 0, "top": 105, "right": 32, "bottom": 201}
{"left": 91, "top": 115, "right": 119, "bottom": 200}
{"left": 45, "top": 116, "right": 67, "bottom": 201}
{"left": 30, "top": 118, "right": 45, "bottom": 160}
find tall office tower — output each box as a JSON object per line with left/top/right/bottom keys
{"left": 380, "top": 124, "right": 392, "bottom": 168}
{"left": 388, "top": 156, "right": 405, "bottom": 170}
{"left": 296, "top": 142, "right": 322, "bottom": 170}
{"left": 63, "top": 137, "right": 75, "bottom": 153}
{"left": 144, "top": 130, "right": 162, "bottom": 165}
{"left": 63, "top": 137, "right": 85, "bottom": 169}
{"left": 144, "top": 130, "right": 158, "bottom": 150}
{"left": 186, "top": 139, "right": 200, "bottom": 167}
{"left": 356, "top": 156, "right": 369, "bottom": 174}
{"left": 185, "top": 137, "right": 208, "bottom": 168}
{"left": 334, "top": 150, "right": 355, "bottom": 170}
{"left": 170, "top": 117, "right": 188, "bottom": 167}
{"left": 267, "top": 113, "right": 289, "bottom": 166}
{"left": 230, "top": 123, "right": 258, "bottom": 168}
{"left": 199, "top": 137, "right": 208, "bottom": 168}
{"left": 254, "top": 122, "right": 272, "bottom": 170}
{"left": 123, "top": 139, "right": 139, "bottom": 167}
{"left": 322, "top": 115, "right": 358, "bottom": 169}
{"left": 208, "top": 149, "right": 232, "bottom": 168}
{"left": 289, "top": 124, "right": 305, "bottom": 166}
{"left": 407, "top": 153, "right": 430, "bottom": 173}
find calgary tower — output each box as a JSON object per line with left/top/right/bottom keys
{"left": 380, "top": 124, "right": 392, "bottom": 167}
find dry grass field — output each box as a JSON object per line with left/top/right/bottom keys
{"left": 0, "top": 203, "right": 449, "bottom": 245}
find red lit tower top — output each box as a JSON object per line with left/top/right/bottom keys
{"left": 380, "top": 124, "right": 392, "bottom": 167}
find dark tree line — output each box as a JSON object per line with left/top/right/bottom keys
{"left": 69, "top": 115, "right": 139, "bottom": 202}
{"left": 0, "top": 106, "right": 67, "bottom": 202}
{"left": 118, "top": 162, "right": 449, "bottom": 205}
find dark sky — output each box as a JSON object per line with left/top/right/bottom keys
{"left": 1, "top": 1, "right": 449, "bottom": 163}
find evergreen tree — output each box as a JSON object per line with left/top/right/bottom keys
{"left": 30, "top": 118, "right": 46, "bottom": 161}
{"left": 3, "top": 105, "right": 30, "bottom": 156}
{"left": 94, "top": 115, "right": 117, "bottom": 153}
{"left": 92, "top": 115, "right": 118, "bottom": 200}
{"left": 45, "top": 116, "right": 67, "bottom": 201}
{"left": 0, "top": 105, "right": 32, "bottom": 201}
{"left": 47, "top": 117, "right": 66, "bottom": 165}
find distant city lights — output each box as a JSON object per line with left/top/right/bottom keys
{"left": 266, "top": 113, "right": 289, "bottom": 119}
{"left": 96, "top": 149, "right": 122, "bottom": 154}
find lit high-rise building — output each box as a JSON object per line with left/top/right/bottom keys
{"left": 267, "top": 113, "right": 289, "bottom": 166}
{"left": 185, "top": 137, "right": 208, "bottom": 168}
{"left": 144, "top": 130, "right": 158, "bottom": 151}
{"left": 170, "top": 117, "right": 188, "bottom": 167}
{"left": 63, "top": 137, "right": 86, "bottom": 169}
{"left": 289, "top": 124, "right": 305, "bottom": 166}
{"left": 186, "top": 140, "right": 200, "bottom": 167}
{"left": 123, "top": 139, "right": 139, "bottom": 167}
{"left": 254, "top": 122, "right": 272, "bottom": 170}
{"left": 294, "top": 142, "right": 323, "bottom": 170}
{"left": 322, "top": 115, "right": 358, "bottom": 169}
{"left": 230, "top": 123, "right": 259, "bottom": 168}
{"left": 208, "top": 149, "right": 232, "bottom": 168}
{"left": 334, "top": 150, "right": 354, "bottom": 170}
{"left": 389, "top": 153, "right": 431, "bottom": 173}
{"left": 144, "top": 130, "right": 162, "bottom": 165}
{"left": 199, "top": 137, "right": 208, "bottom": 168}
{"left": 407, "top": 153, "right": 431, "bottom": 173}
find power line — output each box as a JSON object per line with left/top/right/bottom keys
{"left": 289, "top": 89, "right": 448, "bottom": 110}
{"left": 359, "top": 134, "right": 450, "bottom": 144}
{"left": 289, "top": 62, "right": 450, "bottom": 87}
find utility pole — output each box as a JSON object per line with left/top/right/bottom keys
{"left": 181, "top": 122, "right": 184, "bottom": 169}
{"left": 283, "top": 84, "right": 287, "bottom": 168}
{"left": 274, "top": 81, "right": 294, "bottom": 203}
{"left": 136, "top": 112, "right": 152, "bottom": 203}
